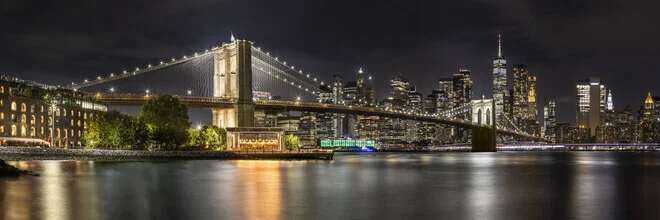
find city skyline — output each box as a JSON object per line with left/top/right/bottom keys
{"left": 2, "top": 1, "right": 660, "bottom": 125}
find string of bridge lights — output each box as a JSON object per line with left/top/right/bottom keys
{"left": 68, "top": 46, "right": 220, "bottom": 90}
{"left": 250, "top": 55, "right": 324, "bottom": 96}
{"left": 251, "top": 46, "right": 328, "bottom": 89}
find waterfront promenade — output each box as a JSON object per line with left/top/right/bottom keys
{"left": 0, "top": 147, "right": 334, "bottom": 161}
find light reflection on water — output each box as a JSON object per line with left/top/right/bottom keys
{"left": 1, "top": 152, "right": 659, "bottom": 220}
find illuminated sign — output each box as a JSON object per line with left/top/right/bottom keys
{"left": 320, "top": 139, "right": 375, "bottom": 148}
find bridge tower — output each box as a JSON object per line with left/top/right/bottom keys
{"left": 472, "top": 99, "right": 497, "bottom": 152}
{"left": 211, "top": 39, "right": 255, "bottom": 128}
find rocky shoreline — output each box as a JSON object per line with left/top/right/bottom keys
{"left": 0, "top": 146, "right": 333, "bottom": 161}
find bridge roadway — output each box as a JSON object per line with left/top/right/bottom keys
{"left": 94, "top": 94, "right": 542, "bottom": 140}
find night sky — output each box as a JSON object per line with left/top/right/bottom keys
{"left": 2, "top": 0, "right": 659, "bottom": 125}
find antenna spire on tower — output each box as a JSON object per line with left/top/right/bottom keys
{"left": 230, "top": 31, "right": 236, "bottom": 42}
{"left": 497, "top": 32, "right": 503, "bottom": 59}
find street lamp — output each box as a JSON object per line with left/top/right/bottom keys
{"left": 109, "top": 87, "right": 115, "bottom": 93}
{"left": 187, "top": 90, "right": 192, "bottom": 95}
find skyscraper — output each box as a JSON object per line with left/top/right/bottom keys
{"left": 332, "top": 75, "right": 344, "bottom": 137}
{"left": 576, "top": 77, "right": 606, "bottom": 137}
{"left": 316, "top": 85, "right": 334, "bottom": 141}
{"left": 452, "top": 69, "right": 473, "bottom": 112}
{"left": 493, "top": 33, "right": 507, "bottom": 120}
{"left": 379, "top": 74, "right": 410, "bottom": 147}
{"left": 543, "top": 98, "right": 556, "bottom": 141}
{"left": 406, "top": 86, "right": 423, "bottom": 143}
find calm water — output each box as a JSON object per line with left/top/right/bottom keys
{"left": 1, "top": 152, "right": 659, "bottom": 220}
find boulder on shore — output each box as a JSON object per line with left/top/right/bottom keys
{"left": 0, "top": 159, "right": 38, "bottom": 177}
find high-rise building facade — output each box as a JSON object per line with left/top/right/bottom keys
{"left": 576, "top": 77, "right": 606, "bottom": 137}
{"left": 316, "top": 85, "right": 334, "bottom": 141}
{"left": 406, "top": 86, "right": 423, "bottom": 143}
{"left": 332, "top": 75, "right": 344, "bottom": 137}
{"left": 512, "top": 64, "right": 539, "bottom": 135}
{"left": 493, "top": 33, "right": 507, "bottom": 120}
{"left": 452, "top": 69, "right": 473, "bottom": 112}
{"left": 379, "top": 74, "right": 410, "bottom": 147}
{"left": 543, "top": 98, "right": 556, "bottom": 141}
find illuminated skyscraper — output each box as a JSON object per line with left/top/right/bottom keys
{"left": 607, "top": 90, "right": 614, "bottom": 110}
{"left": 452, "top": 69, "right": 473, "bottom": 111}
{"left": 576, "top": 77, "right": 607, "bottom": 137}
{"left": 493, "top": 33, "right": 507, "bottom": 121}
{"left": 543, "top": 98, "right": 556, "bottom": 141}
{"left": 512, "top": 64, "right": 539, "bottom": 135}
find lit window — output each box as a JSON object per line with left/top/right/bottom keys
{"left": 21, "top": 114, "right": 26, "bottom": 123}
{"left": 0, "top": 113, "right": 3, "bottom": 120}
{"left": 30, "top": 127, "right": 35, "bottom": 137}
{"left": 63, "top": 109, "right": 67, "bottom": 116}
{"left": 21, "top": 103, "right": 26, "bottom": 112}
{"left": 41, "top": 106, "right": 44, "bottom": 112}
{"left": 64, "top": 129, "right": 68, "bottom": 138}
{"left": 70, "top": 119, "right": 74, "bottom": 126}
{"left": 31, "top": 115, "right": 35, "bottom": 124}
{"left": 0, "top": 100, "right": 3, "bottom": 106}
{"left": 11, "top": 125, "right": 17, "bottom": 136}
{"left": 11, "top": 102, "right": 16, "bottom": 111}
{"left": 56, "top": 108, "right": 60, "bottom": 116}
{"left": 78, "top": 111, "right": 81, "bottom": 117}
{"left": 40, "top": 115, "right": 44, "bottom": 123}
{"left": 77, "top": 120, "right": 81, "bottom": 127}
{"left": 30, "top": 105, "right": 35, "bottom": 113}
{"left": 57, "top": 128, "right": 60, "bottom": 138}
{"left": 0, "top": 86, "right": 3, "bottom": 93}
{"left": 0, "top": 126, "right": 3, "bottom": 133}
{"left": 21, "top": 125, "right": 27, "bottom": 136}
{"left": 48, "top": 117, "right": 52, "bottom": 125}
{"left": 84, "top": 113, "right": 87, "bottom": 119}
{"left": 70, "top": 110, "right": 73, "bottom": 116}
{"left": 41, "top": 127, "right": 44, "bottom": 135}
{"left": 78, "top": 130, "right": 81, "bottom": 137}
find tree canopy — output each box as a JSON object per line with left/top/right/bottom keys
{"left": 141, "top": 94, "right": 191, "bottom": 149}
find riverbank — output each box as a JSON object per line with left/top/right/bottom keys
{"left": 0, "top": 147, "right": 334, "bottom": 161}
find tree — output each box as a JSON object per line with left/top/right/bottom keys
{"left": 84, "top": 110, "right": 151, "bottom": 150}
{"left": 83, "top": 110, "right": 124, "bottom": 149}
{"left": 187, "top": 125, "right": 226, "bottom": 150}
{"left": 140, "top": 95, "right": 190, "bottom": 149}
{"left": 285, "top": 134, "right": 301, "bottom": 150}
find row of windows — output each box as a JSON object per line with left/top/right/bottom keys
{"left": 0, "top": 86, "right": 10, "bottom": 94}
{"left": 0, "top": 113, "right": 87, "bottom": 127}
{"left": 4, "top": 102, "right": 93, "bottom": 119}
{"left": 1, "top": 125, "right": 81, "bottom": 138}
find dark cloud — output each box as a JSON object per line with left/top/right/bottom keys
{"left": 2, "top": 0, "right": 659, "bottom": 124}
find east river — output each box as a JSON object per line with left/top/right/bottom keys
{"left": 1, "top": 152, "right": 659, "bottom": 220}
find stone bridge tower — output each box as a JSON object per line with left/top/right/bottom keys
{"left": 212, "top": 40, "right": 255, "bottom": 128}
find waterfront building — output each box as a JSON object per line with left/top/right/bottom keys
{"left": 493, "top": 33, "right": 507, "bottom": 122}
{"left": 343, "top": 81, "right": 358, "bottom": 137}
{"left": 357, "top": 69, "right": 379, "bottom": 141}
{"left": 378, "top": 74, "right": 410, "bottom": 147}
{"left": 512, "top": 64, "right": 539, "bottom": 134}
{"left": 555, "top": 123, "right": 590, "bottom": 143}
{"left": 543, "top": 98, "right": 556, "bottom": 142}
{"left": 297, "top": 111, "right": 317, "bottom": 147}
{"left": 598, "top": 105, "right": 637, "bottom": 143}
{"left": 316, "top": 85, "right": 335, "bottom": 140}
{"left": 406, "top": 86, "right": 423, "bottom": 143}
{"left": 576, "top": 77, "right": 607, "bottom": 137}
{"left": 452, "top": 69, "right": 472, "bottom": 118}
{"left": 640, "top": 93, "right": 659, "bottom": 142}
{"left": 0, "top": 75, "right": 107, "bottom": 148}
{"left": 332, "top": 75, "right": 344, "bottom": 137}
{"left": 276, "top": 114, "right": 299, "bottom": 136}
